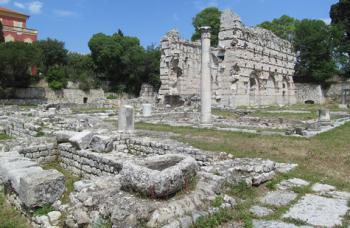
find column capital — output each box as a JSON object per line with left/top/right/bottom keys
{"left": 199, "top": 26, "right": 211, "bottom": 39}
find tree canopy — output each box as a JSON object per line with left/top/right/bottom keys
{"left": 258, "top": 15, "right": 299, "bottom": 41}
{"left": 191, "top": 7, "right": 221, "bottom": 47}
{"left": 330, "top": 0, "right": 350, "bottom": 78}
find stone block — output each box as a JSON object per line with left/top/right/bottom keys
{"left": 19, "top": 169, "right": 65, "bottom": 208}
{"left": 142, "top": 104, "right": 152, "bottom": 117}
{"left": 55, "top": 130, "right": 77, "bottom": 143}
{"left": 118, "top": 105, "right": 134, "bottom": 133}
{"left": 69, "top": 130, "right": 94, "bottom": 149}
{"left": 89, "top": 135, "right": 114, "bottom": 153}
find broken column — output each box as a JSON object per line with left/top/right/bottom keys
{"left": 142, "top": 103, "right": 152, "bottom": 117}
{"left": 118, "top": 105, "right": 134, "bottom": 133}
{"left": 318, "top": 109, "right": 331, "bottom": 122}
{"left": 200, "top": 26, "right": 212, "bottom": 125}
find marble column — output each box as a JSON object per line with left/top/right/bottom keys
{"left": 200, "top": 26, "right": 212, "bottom": 125}
{"left": 118, "top": 105, "right": 134, "bottom": 133}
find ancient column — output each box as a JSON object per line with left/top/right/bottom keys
{"left": 142, "top": 103, "right": 152, "bottom": 117}
{"left": 118, "top": 105, "right": 134, "bottom": 133}
{"left": 200, "top": 26, "right": 212, "bottom": 125}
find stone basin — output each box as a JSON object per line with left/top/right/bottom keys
{"left": 120, "top": 154, "right": 198, "bottom": 198}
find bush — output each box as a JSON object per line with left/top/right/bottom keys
{"left": 46, "top": 67, "right": 67, "bottom": 90}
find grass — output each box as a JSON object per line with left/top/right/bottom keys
{"left": 0, "top": 134, "right": 11, "bottom": 141}
{"left": 33, "top": 204, "right": 55, "bottom": 216}
{"left": 136, "top": 122, "right": 350, "bottom": 191}
{"left": 0, "top": 188, "right": 30, "bottom": 228}
{"left": 42, "top": 161, "right": 81, "bottom": 204}
{"left": 250, "top": 110, "right": 317, "bottom": 121}
{"left": 71, "top": 107, "right": 113, "bottom": 114}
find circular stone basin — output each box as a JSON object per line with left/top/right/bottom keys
{"left": 120, "top": 154, "right": 198, "bottom": 198}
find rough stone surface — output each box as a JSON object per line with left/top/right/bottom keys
{"left": 253, "top": 220, "right": 312, "bottom": 228}
{"left": 118, "top": 105, "right": 134, "bottom": 133}
{"left": 69, "top": 130, "right": 94, "bottom": 149}
{"left": 249, "top": 206, "right": 274, "bottom": 217}
{"left": 89, "top": 135, "right": 113, "bottom": 153}
{"left": 283, "top": 194, "right": 349, "bottom": 227}
{"left": 311, "top": 183, "right": 336, "bottom": 192}
{"left": 260, "top": 191, "right": 297, "bottom": 206}
{"left": 277, "top": 178, "right": 310, "bottom": 190}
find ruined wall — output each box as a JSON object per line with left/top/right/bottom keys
{"left": 14, "top": 88, "right": 105, "bottom": 104}
{"left": 325, "top": 81, "right": 350, "bottom": 103}
{"left": 159, "top": 9, "right": 297, "bottom": 107}
{"left": 295, "top": 83, "right": 325, "bottom": 104}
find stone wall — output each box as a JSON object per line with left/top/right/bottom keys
{"left": 14, "top": 88, "right": 105, "bottom": 104}
{"left": 4, "top": 116, "right": 41, "bottom": 137}
{"left": 18, "top": 143, "right": 57, "bottom": 164}
{"left": 325, "top": 82, "right": 350, "bottom": 103}
{"left": 159, "top": 9, "right": 297, "bottom": 107}
{"left": 295, "top": 83, "right": 325, "bottom": 104}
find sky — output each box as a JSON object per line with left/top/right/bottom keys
{"left": 0, "top": 0, "right": 339, "bottom": 53}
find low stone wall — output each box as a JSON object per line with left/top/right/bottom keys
{"left": 295, "top": 83, "right": 325, "bottom": 104}
{"left": 325, "top": 82, "right": 350, "bottom": 103}
{"left": 14, "top": 88, "right": 105, "bottom": 104}
{"left": 0, "top": 99, "right": 47, "bottom": 105}
{"left": 5, "top": 117, "right": 41, "bottom": 138}
{"left": 18, "top": 143, "right": 57, "bottom": 164}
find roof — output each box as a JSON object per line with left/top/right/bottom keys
{"left": 0, "top": 7, "right": 29, "bottom": 19}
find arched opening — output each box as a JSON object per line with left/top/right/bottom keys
{"left": 249, "top": 72, "right": 260, "bottom": 106}
{"left": 83, "top": 97, "right": 88, "bottom": 104}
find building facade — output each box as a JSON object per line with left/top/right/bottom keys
{"left": 0, "top": 7, "right": 38, "bottom": 43}
{"left": 159, "top": 9, "right": 297, "bottom": 107}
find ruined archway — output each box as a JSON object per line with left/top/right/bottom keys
{"left": 266, "top": 73, "right": 277, "bottom": 104}
{"left": 249, "top": 71, "right": 261, "bottom": 106}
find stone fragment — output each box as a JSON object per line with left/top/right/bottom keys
{"left": 118, "top": 105, "right": 134, "bottom": 133}
{"left": 318, "top": 109, "right": 331, "bottom": 122}
{"left": 252, "top": 220, "right": 312, "bottom": 228}
{"left": 277, "top": 178, "right": 310, "bottom": 190}
{"left": 311, "top": 183, "right": 336, "bottom": 192}
{"left": 142, "top": 103, "right": 152, "bottom": 117}
{"left": 48, "top": 211, "right": 62, "bottom": 226}
{"left": 18, "top": 169, "right": 65, "bottom": 208}
{"left": 89, "top": 135, "right": 113, "bottom": 153}
{"left": 179, "top": 215, "right": 192, "bottom": 228}
{"left": 260, "top": 191, "right": 297, "bottom": 206}
{"left": 73, "top": 209, "right": 90, "bottom": 225}
{"left": 274, "top": 163, "right": 298, "bottom": 173}
{"left": 283, "top": 194, "right": 349, "bottom": 227}
{"left": 55, "top": 130, "right": 77, "bottom": 143}
{"left": 249, "top": 206, "right": 274, "bottom": 217}
{"left": 69, "top": 130, "right": 94, "bottom": 149}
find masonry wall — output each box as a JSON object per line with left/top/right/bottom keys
{"left": 159, "top": 9, "right": 297, "bottom": 107}
{"left": 295, "top": 83, "right": 325, "bottom": 104}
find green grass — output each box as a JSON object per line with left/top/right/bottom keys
{"left": 0, "top": 188, "right": 30, "bottom": 228}
{"left": 42, "top": 161, "right": 81, "bottom": 204}
{"left": 136, "top": 122, "right": 350, "bottom": 191}
{"left": 0, "top": 134, "right": 11, "bottom": 141}
{"left": 250, "top": 110, "right": 317, "bottom": 121}
{"left": 71, "top": 107, "right": 113, "bottom": 114}
{"left": 33, "top": 204, "right": 55, "bottom": 216}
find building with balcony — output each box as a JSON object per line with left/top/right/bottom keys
{"left": 0, "top": 7, "right": 38, "bottom": 43}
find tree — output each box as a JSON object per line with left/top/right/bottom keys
{"left": 191, "top": 7, "right": 221, "bottom": 46}
{"left": 258, "top": 15, "right": 299, "bottom": 41}
{"left": 36, "top": 38, "right": 68, "bottom": 74}
{"left": 294, "top": 19, "right": 337, "bottom": 83}
{"left": 46, "top": 66, "right": 68, "bottom": 90}
{"left": 0, "top": 21, "right": 4, "bottom": 43}
{"left": 330, "top": 0, "right": 350, "bottom": 77}
{"left": 88, "top": 30, "right": 159, "bottom": 95}
{"left": 0, "top": 42, "right": 41, "bottom": 94}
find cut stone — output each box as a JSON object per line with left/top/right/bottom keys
{"left": 142, "top": 104, "right": 152, "bottom": 117}
{"left": 277, "top": 178, "right": 310, "bottom": 190}
{"left": 260, "top": 191, "right": 297, "bottom": 206}
{"left": 18, "top": 169, "right": 65, "bottom": 208}
{"left": 69, "top": 130, "right": 94, "bottom": 149}
{"left": 253, "top": 220, "right": 312, "bottom": 228}
{"left": 55, "top": 130, "right": 77, "bottom": 143}
{"left": 249, "top": 206, "right": 274, "bottom": 217}
{"left": 283, "top": 194, "right": 349, "bottom": 227}
{"left": 118, "top": 105, "right": 134, "bottom": 133}
{"left": 89, "top": 135, "right": 113, "bottom": 153}
{"left": 311, "top": 183, "right": 336, "bottom": 192}
{"left": 120, "top": 154, "right": 198, "bottom": 198}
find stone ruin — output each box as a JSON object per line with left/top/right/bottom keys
{"left": 159, "top": 9, "right": 297, "bottom": 108}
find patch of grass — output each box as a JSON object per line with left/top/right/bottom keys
{"left": 35, "top": 129, "right": 45, "bottom": 137}
{"left": 0, "top": 188, "right": 30, "bottom": 228}
{"left": 0, "top": 133, "right": 11, "bottom": 141}
{"left": 33, "top": 204, "right": 55, "bottom": 216}
{"left": 42, "top": 161, "right": 81, "bottom": 204}
{"left": 72, "top": 107, "right": 112, "bottom": 114}
{"left": 212, "top": 196, "right": 224, "bottom": 208}
{"left": 194, "top": 208, "right": 235, "bottom": 228}
{"left": 250, "top": 110, "right": 316, "bottom": 121}
{"left": 212, "top": 109, "right": 240, "bottom": 119}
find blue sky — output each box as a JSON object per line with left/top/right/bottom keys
{"left": 0, "top": 0, "right": 338, "bottom": 53}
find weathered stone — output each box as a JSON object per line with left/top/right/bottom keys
{"left": 48, "top": 211, "right": 62, "bottom": 226}
{"left": 260, "top": 191, "right": 297, "bottom": 206}
{"left": 69, "top": 130, "right": 94, "bottom": 149}
{"left": 142, "top": 104, "right": 152, "bottom": 117}
{"left": 55, "top": 130, "right": 77, "bottom": 143}
{"left": 249, "top": 206, "right": 274, "bottom": 217}
{"left": 283, "top": 194, "right": 349, "bottom": 227}
{"left": 120, "top": 154, "right": 198, "bottom": 198}
{"left": 118, "top": 105, "right": 134, "bottom": 133}
{"left": 318, "top": 109, "right": 331, "bottom": 122}
{"left": 18, "top": 169, "right": 65, "bottom": 208}
{"left": 277, "top": 178, "right": 310, "bottom": 190}
{"left": 252, "top": 220, "right": 312, "bottom": 228}
{"left": 89, "top": 135, "right": 113, "bottom": 153}
{"left": 311, "top": 183, "right": 336, "bottom": 192}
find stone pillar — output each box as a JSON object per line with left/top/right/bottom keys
{"left": 142, "top": 104, "right": 152, "bottom": 117}
{"left": 200, "top": 26, "right": 212, "bottom": 125}
{"left": 318, "top": 109, "right": 331, "bottom": 122}
{"left": 118, "top": 105, "right": 134, "bottom": 133}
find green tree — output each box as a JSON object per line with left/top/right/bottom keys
{"left": 143, "top": 45, "right": 161, "bottom": 91}
{"left": 36, "top": 38, "right": 68, "bottom": 74}
{"left": 294, "top": 19, "right": 337, "bottom": 83}
{"left": 46, "top": 66, "right": 68, "bottom": 90}
{"left": 0, "top": 21, "right": 4, "bottom": 43}
{"left": 330, "top": 0, "right": 350, "bottom": 77}
{"left": 0, "top": 42, "right": 41, "bottom": 96}
{"left": 191, "top": 7, "right": 221, "bottom": 46}
{"left": 258, "top": 15, "right": 299, "bottom": 41}
{"left": 88, "top": 30, "right": 159, "bottom": 95}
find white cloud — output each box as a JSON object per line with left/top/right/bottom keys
{"left": 14, "top": 1, "right": 42, "bottom": 14}
{"left": 54, "top": 9, "right": 77, "bottom": 17}
{"left": 14, "top": 1, "right": 24, "bottom": 8}
{"left": 0, "top": 0, "right": 10, "bottom": 4}
{"left": 322, "top": 18, "right": 331, "bottom": 25}
{"left": 28, "top": 1, "right": 42, "bottom": 14}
